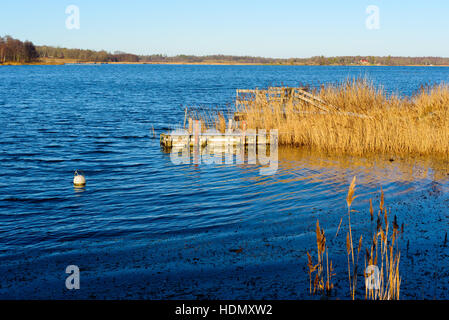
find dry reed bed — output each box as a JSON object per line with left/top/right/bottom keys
{"left": 212, "top": 79, "right": 449, "bottom": 158}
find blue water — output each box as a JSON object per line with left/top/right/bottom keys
{"left": 0, "top": 65, "right": 448, "bottom": 299}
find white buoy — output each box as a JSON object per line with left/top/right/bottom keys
{"left": 73, "top": 170, "right": 86, "bottom": 187}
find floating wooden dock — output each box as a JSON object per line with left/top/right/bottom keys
{"left": 160, "top": 128, "right": 276, "bottom": 149}
{"left": 161, "top": 103, "right": 276, "bottom": 149}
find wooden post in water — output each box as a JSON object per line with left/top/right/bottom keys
{"left": 228, "top": 119, "right": 233, "bottom": 133}
{"left": 183, "top": 107, "right": 188, "bottom": 129}
{"left": 241, "top": 120, "right": 247, "bottom": 146}
{"left": 194, "top": 120, "right": 200, "bottom": 146}
{"left": 188, "top": 118, "right": 193, "bottom": 134}
{"left": 193, "top": 120, "right": 200, "bottom": 164}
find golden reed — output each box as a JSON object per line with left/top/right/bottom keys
{"left": 210, "top": 79, "right": 449, "bottom": 158}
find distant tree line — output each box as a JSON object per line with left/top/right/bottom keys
{"left": 290, "top": 55, "right": 449, "bottom": 66}
{"left": 1, "top": 35, "right": 449, "bottom": 66}
{"left": 37, "top": 46, "right": 140, "bottom": 62}
{"left": 137, "top": 54, "right": 280, "bottom": 64}
{"left": 0, "top": 35, "right": 38, "bottom": 63}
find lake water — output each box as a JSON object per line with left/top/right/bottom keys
{"left": 0, "top": 65, "right": 448, "bottom": 299}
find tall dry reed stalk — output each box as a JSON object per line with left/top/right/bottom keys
{"left": 307, "top": 220, "right": 335, "bottom": 296}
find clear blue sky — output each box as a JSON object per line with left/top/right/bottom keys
{"left": 1, "top": 0, "right": 448, "bottom": 58}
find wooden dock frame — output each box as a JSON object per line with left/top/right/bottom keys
{"left": 235, "top": 87, "right": 370, "bottom": 119}
{"left": 235, "top": 87, "right": 339, "bottom": 113}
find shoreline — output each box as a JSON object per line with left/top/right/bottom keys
{"left": 1, "top": 60, "right": 449, "bottom": 67}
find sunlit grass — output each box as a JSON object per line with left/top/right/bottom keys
{"left": 203, "top": 79, "right": 449, "bottom": 158}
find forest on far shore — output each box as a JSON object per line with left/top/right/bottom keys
{"left": 2, "top": 35, "right": 449, "bottom": 66}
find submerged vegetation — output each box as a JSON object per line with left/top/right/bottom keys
{"left": 207, "top": 79, "right": 449, "bottom": 159}
{"left": 308, "top": 177, "right": 402, "bottom": 300}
